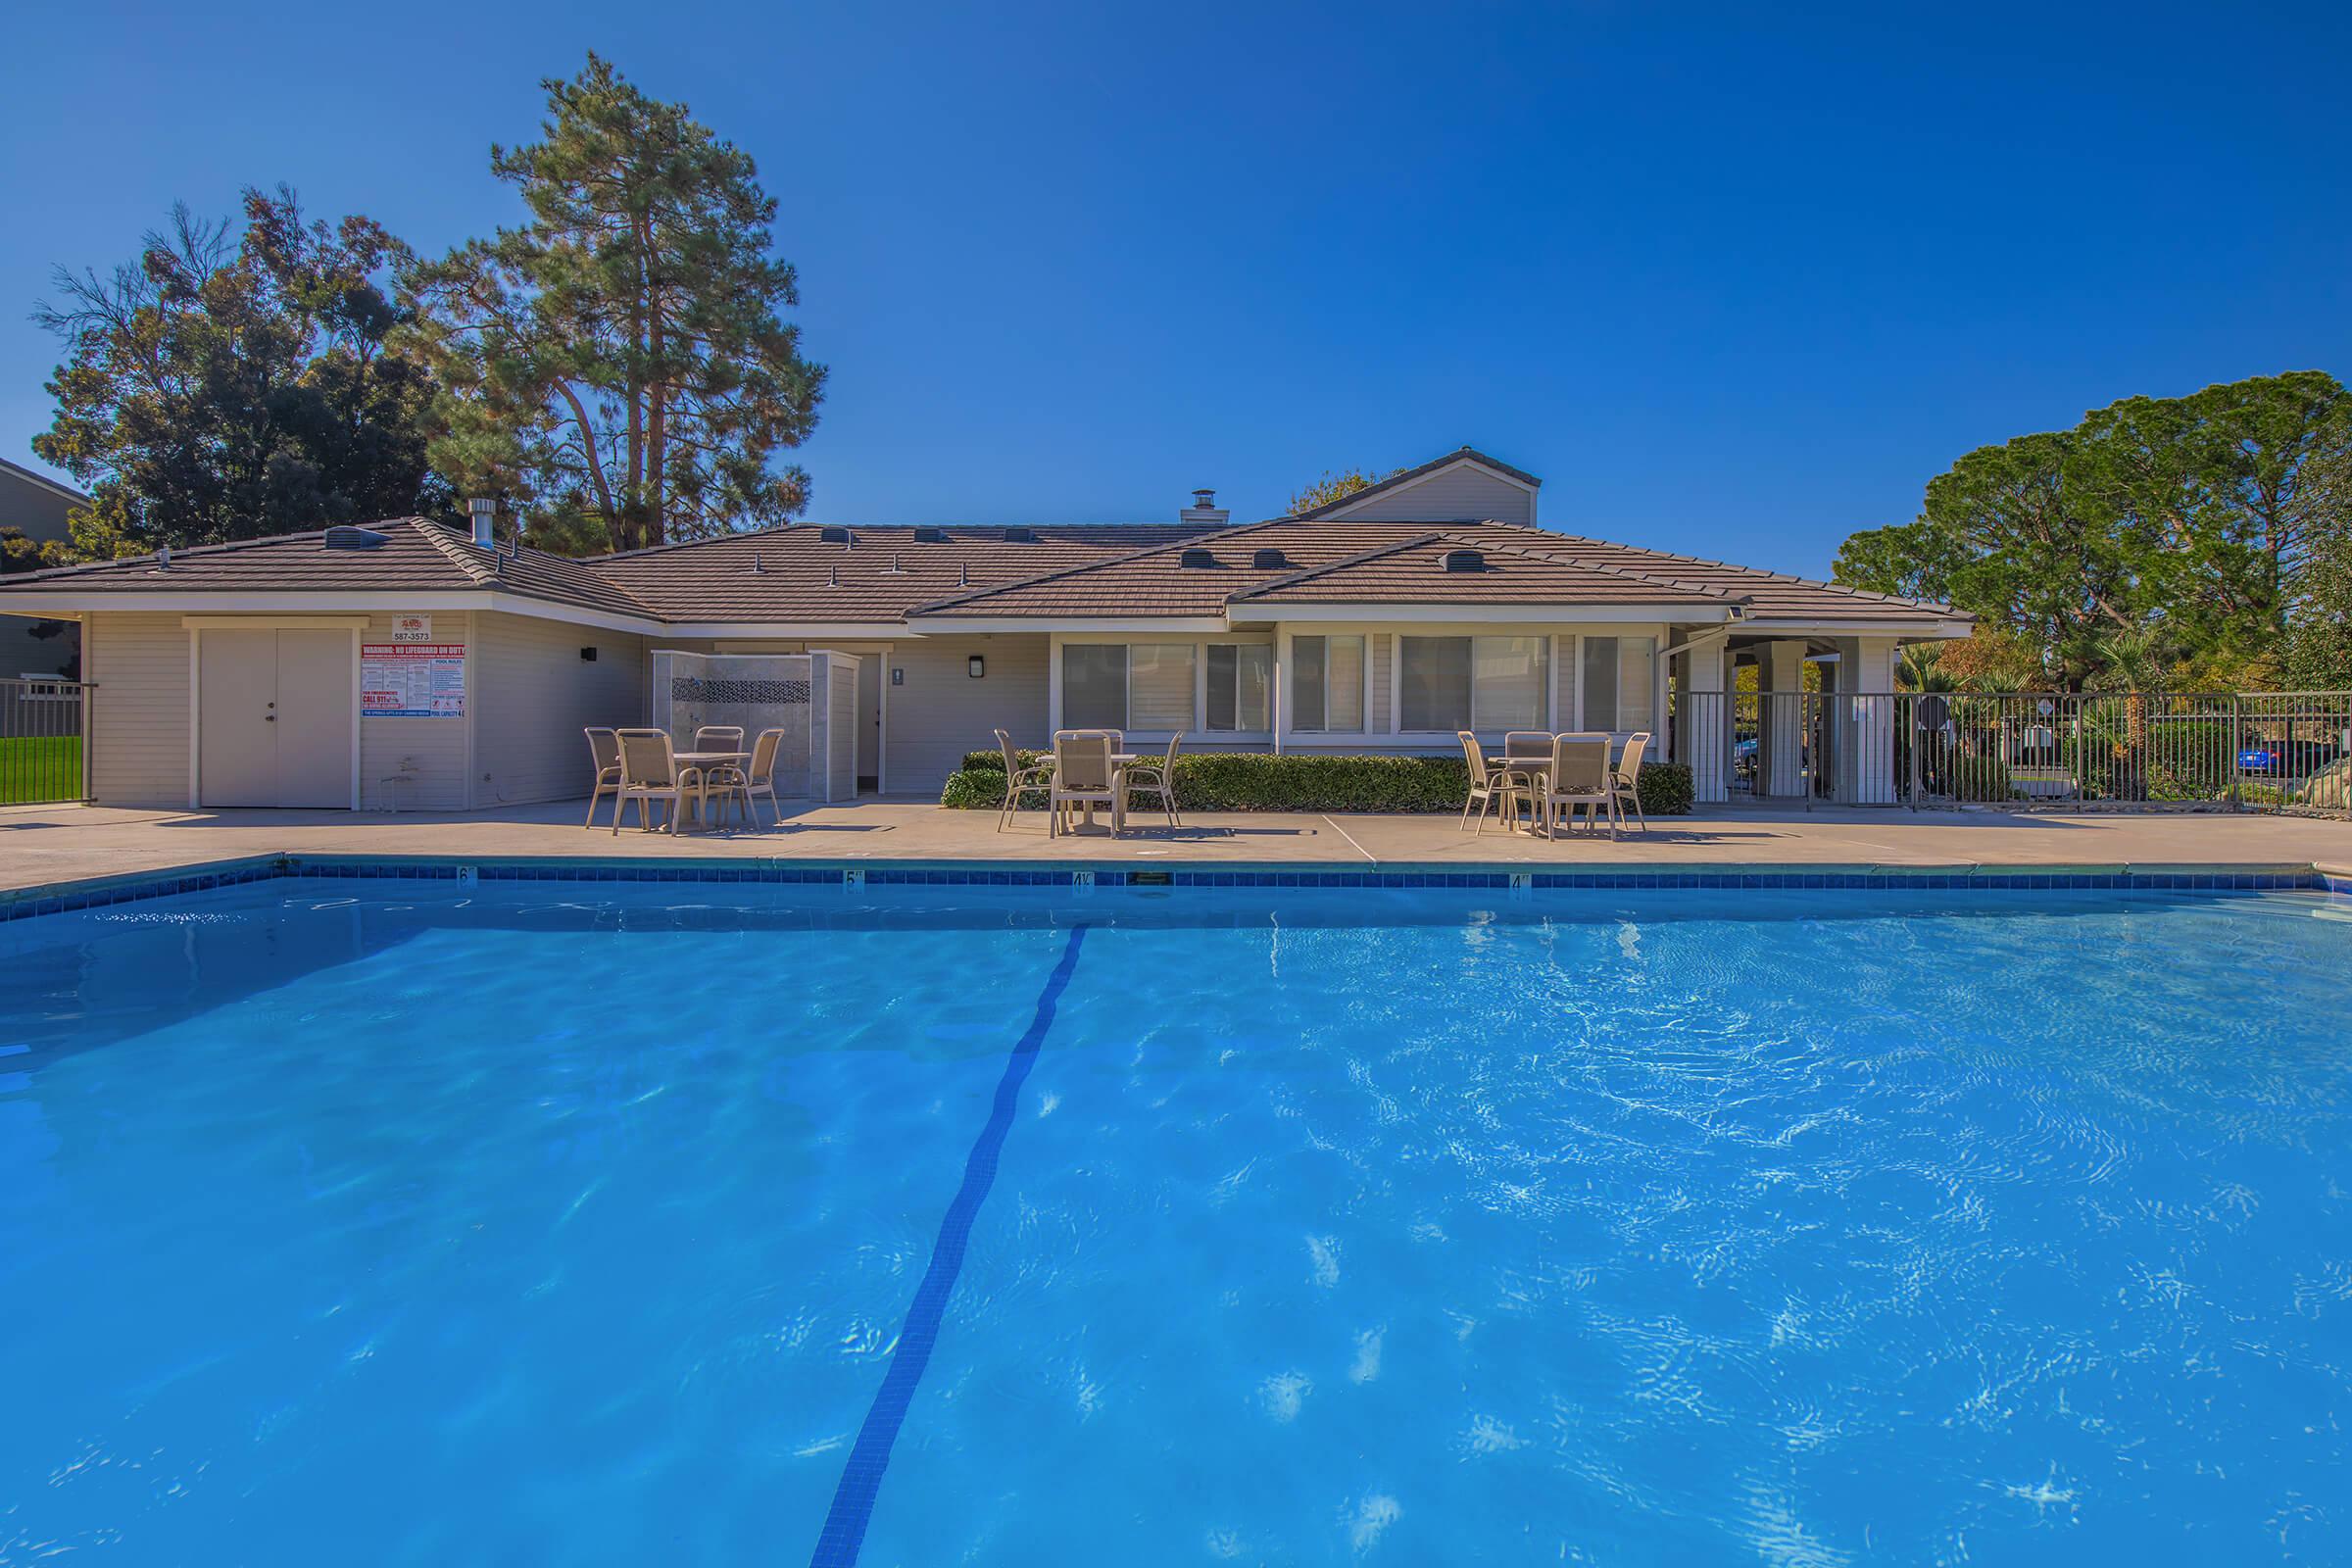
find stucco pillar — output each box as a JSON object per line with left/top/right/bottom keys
{"left": 1675, "top": 638, "right": 1729, "bottom": 804}
{"left": 1759, "top": 640, "right": 1808, "bottom": 799}
{"left": 1830, "top": 636, "right": 1899, "bottom": 805}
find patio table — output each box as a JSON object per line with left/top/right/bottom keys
{"left": 671, "top": 750, "right": 751, "bottom": 832}
{"left": 1068, "top": 753, "right": 1140, "bottom": 830}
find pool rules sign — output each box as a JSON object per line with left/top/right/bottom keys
{"left": 362, "top": 641, "right": 466, "bottom": 717}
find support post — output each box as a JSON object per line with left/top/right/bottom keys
{"left": 1759, "top": 639, "right": 1808, "bottom": 799}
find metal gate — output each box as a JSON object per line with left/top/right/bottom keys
{"left": 1, "top": 677, "right": 92, "bottom": 804}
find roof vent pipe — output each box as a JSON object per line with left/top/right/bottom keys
{"left": 157, "top": 544, "right": 172, "bottom": 571}
{"left": 752, "top": 550, "right": 766, "bottom": 574}
{"left": 467, "top": 497, "right": 497, "bottom": 548}
{"left": 959, "top": 562, "right": 970, "bottom": 586}
{"left": 828, "top": 564, "right": 839, "bottom": 587}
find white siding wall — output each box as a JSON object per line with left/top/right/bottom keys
{"left": 84, "top": 612, "right": 189, "bottom": 808}
{"left": 1327, "top": 466, "right": 1536, "bottom": 524}
{"left": 885, "top": 635, "right": 1048, "bottom": 793}
{"left": 361, "top": 612, "right": 469, "bottom": 811}
{"left": 80, "top": 609, "right": 482, "bottom": 809}
{"left": 470, "top": 612, "right": 649, "bottom": 808}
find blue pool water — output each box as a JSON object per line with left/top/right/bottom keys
{"left": 3, "top": 878, "right": 2350, "bottom": 1564}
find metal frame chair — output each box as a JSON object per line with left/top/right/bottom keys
{"left": 582, "top": 727, "right": 621, "bottom": 829}
{"left": 1458, "top": 731, "right": 1532, "bottom": 835}
{"left": 993, "top": 728, "right": 1055, "bottom": 831}
{"left": 1121, "top": 733, "right": 1183, "bottom": 828}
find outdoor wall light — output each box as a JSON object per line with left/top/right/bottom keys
{"left": 967, "top": 655, "right": 986, "bottom": 678}
{"left": 579, "top": 647, "right": 598, "bottom": 662}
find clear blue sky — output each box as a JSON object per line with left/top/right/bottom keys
{"left": 4, "top": 1, "right": 2346, "bottom": 576}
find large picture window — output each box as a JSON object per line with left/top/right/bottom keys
{"left": 1128, "top": 644, "right": 1197, "bottom": 731}
{"left": 1062, "top": 644, "right": 1127, "bottom": 729}
{"left": 1398, "top": 636, "right": 1544, "bottom": 731}
{"left": 1205, "top": 644, "right": 1270, "bottom": 732}
{"left": 1291, "top": 635, "right": 1365, "bottom": 732}
{"left": 1580, "top": 635, "right": 1656, "bottom": 731}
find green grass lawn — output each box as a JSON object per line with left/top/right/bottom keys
{"left": 0, "top": 735, "right": 82, "bottom": 804}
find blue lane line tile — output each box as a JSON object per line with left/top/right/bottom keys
{"left": 808, "top": 923, "right": 1089, "bottom": 1568}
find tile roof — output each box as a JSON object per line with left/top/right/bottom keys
{"left": 0, "top": 518, "right": 659, "bottom": 617}
{"left": 587, "top": 523, "right": 1215, "bottom": 622}
{"left": 0, "top": 509, "right": 1963, "bottom": 630}
{"left": 906, "top": 517, "right": 1958, "bottom": 624}
{"left": 1234, "top": 532, "right": 1734, "bottom": 606}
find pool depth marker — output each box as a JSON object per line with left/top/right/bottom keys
{"left": 808, "top": 923, "right": 1089, "bottom": 1568}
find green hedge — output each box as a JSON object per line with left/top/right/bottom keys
{"left": 942, "top": 752, "right": 1694, "bottom": 815}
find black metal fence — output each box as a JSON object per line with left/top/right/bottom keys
{"left": 1, "top": 677, "right": 92, "bottom": 804}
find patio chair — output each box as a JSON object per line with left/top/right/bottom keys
{"left": 713, "top": 727, "right": 788, "bottom": 829}
{"left": 1121, "top": 733, "right": 1183, "bottom": 829}
{"left": 1049, "top": 729, "right": 1122, "bottom": 838}
{"left": 994, "top": 728, "right": 1055, "bottom": 831}
{"left": 1609, "top": 731, "right": 1652, "bottom": 834}
{"left": 582, "top": 727, "right": 621, "bottom": 829}
{"left": 612, "top": 728, "right": 698, "bottom": 834}
{"left": 1458, "top": 731, "right": 1532, "bottom": 835}
{"left": 1503, "top": 730, "right": 1553, "bottom": 764}
{"left": 690, "top": 725, "right": 746, "bottom": 753}
{"left": 1538, "top": 733, "right": 1617, "bottom": 840}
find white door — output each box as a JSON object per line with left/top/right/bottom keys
{"left": 199, "top": 628, "right": 354, "bottom": 808}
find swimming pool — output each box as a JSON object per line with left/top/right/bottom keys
{"left": 3, "top": 876, "right": 2348, "bottom": 1563}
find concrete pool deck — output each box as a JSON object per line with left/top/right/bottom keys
{"left": 5, "top": 798, "right": 2349, "bottom": 900}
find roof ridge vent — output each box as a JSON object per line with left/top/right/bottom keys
{"left": 1179, "top": 546, "right": 1218, "bottom": 568}
{"left": 819, "top": 525, "right": 852, "bottom": 544}
{"left": 913, "top": 525, "right": 947, "bottom": 544}
{"left": 1003, "top": 525, "right": 1037, "bottom": 543}
{"left": 1442, "top": 548, "right": 1486, "bottom": 573}
{"left": 1251, "top": 546, "right": 1288, "bottom": 569}
{"left": 322, "top": 525, "right": 389, "bottom": 551}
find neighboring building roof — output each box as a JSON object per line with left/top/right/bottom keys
{"left": 590, "top": 523, "right": 1215, "bottom": 623}
{"left": 1291, "top": 446, "right": 1542, "bottom": 519}
{"left": 0, "top": 456, "right": 92, "bottom": 546}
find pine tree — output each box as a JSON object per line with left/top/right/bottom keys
{"left": 403, "top": 55, "right": 826, "bottom": 555}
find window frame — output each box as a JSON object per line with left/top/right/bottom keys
{"left": 1288, "top": 633, "right": 1368, "bottom": 735}
{"left": 1055, "top": 636, "right": 1274, "bottom": 737}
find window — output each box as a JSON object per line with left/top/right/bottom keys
{"left": 1128, "top": 644, "right": 1196, "bottom": 731}
{"left": 1291, "top": 635, "right": 1365, "bottom": 732}
{"left": 1399, "top": 637, "right": 1472, "bottom": 731}
{"left": 1581, "top": 635, "right": 1656, "bottom": 731}
{"left": 1205, "top": 644, "right": 1270, "bottom": 732}
{"left": 1471, "top": 637, "right": 1545, "bottom": 730}
{"left": 1400, "top": 636, "right": 1546, "bottom": 731}
{"left": 1062, "top": 644, "right": 1126, "bottom": 729}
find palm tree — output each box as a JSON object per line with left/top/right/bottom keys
{"left": 2090, "top": 628, "right": 2168, "bottom": 799}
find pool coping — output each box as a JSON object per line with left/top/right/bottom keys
{"left": 3, "top": 851, "right": 2348, "bottom": 921}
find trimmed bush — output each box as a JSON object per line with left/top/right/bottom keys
{"left": 961, "top": 747, "right": 1045, "bottom": 772}
{"left": 941, "top": 752, "right": 1695, "bottom": 815}
{"left": 1634, "top": 760, "right": 1693, "bottom": 816}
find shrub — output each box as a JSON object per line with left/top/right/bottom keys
{"left": 940, "top": 752, "right": 1695, "bottom": 815}
{"left": 1634, "top": 760, "right": 1693, "bottom": 816}
{"left": 960, "top": 747, "right": 1045, "bottom": 772}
